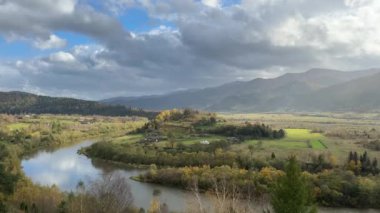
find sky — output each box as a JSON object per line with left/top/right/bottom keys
{"left": 1, "top": 0, "right": 380, "bottom": 100}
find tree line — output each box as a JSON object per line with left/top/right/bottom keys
{"left": 0, "top": 91, "right": 156, "bottom": 118}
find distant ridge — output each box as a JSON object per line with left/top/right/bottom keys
{"left": 0, "top": 91, "right": 156, "bottom": 118}
{"left": 297, "top": 72, "right": 380, "bottom": 111}
{"left": 103, "top": 68, "right": 380, "bottom": 112}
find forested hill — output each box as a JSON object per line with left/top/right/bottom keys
{"left": 0, "top": 91, "right": 156, "bottom": 118}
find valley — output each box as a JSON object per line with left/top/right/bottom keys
{"left": 3, "top": 1, "right": 380, "bottom": 212}
{"left": 0, "top": 110, "right": 379, "bottom": 212}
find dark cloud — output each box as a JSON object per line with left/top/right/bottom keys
{"left": 0, "top": 0, "right": 129, "bottom": 47}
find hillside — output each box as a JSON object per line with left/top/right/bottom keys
{"left": 297, "top": 72, "right": 380, "bottom": 111}
{"left": 103, "top": 68, "right": 380, "bottom": 112}
{"left": 0, "top": 91, "right": 156, "bottom": 118}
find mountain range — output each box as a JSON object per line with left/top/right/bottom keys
{"left": 102, "top": 68, "right": 380, "bottom": 112}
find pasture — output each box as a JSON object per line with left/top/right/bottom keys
{"left": 224, "top": 113, "right": 380, "bottom": 163}
{"left": 241, "top": 128, "right": 326, "bottom": 150}
{"left": 93, "top": 112, "right": 380, "bottom": 165}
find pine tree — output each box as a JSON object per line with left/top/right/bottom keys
{"left": 271, "top": 152, "right": 276, "bottom": 159}
{"left": 348, "top": 151, "right": 354, "bottom": 162}
{"left": 353, "top": 152, "right": 358, "bottom": 165}
{"left": 278, "top": 129, "right": 286, "bottom": 138}
{"left": 373, "top": 158, "right": 379, "bottom": 174}
{"left": 270, "top": 156, "right": 316, "bottom": 213}
{"left": 0, "top": 201, "right": 7, "bottom": 213}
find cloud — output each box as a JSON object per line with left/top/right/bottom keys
{"left": 2, "top": 44, "right": 164, "bottom": 99}
{"left": 1, "top": 0, "right": 380, "bottom": 99}
{"left": 49, "top": 51, "right": 76, "bottom": 63}
{"left": 33, "top": 34, "right": 67, "bottom": 49}
{"left": 0, "top": 0, "right": 129, "bottom": 47}
{"left": 202, "top": 0, "right": 220, "bottom": 7}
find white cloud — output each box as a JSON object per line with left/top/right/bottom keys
{"left": 344, "top": 0, "right": 372, "bottom": 7}
{"left": 268, "top": 0, "right": 380, "bottom": 56}
{"left": 55, "top": 0, "right": 77, "bottom": 14}
{"left": 19, "top": 0, "right": 77, "bottom": 14}
{"left": 33, "top": 34, "right": 67, "bottom": 49}
{"left": 202, "top": 0, "right": 220, "bottom": 7}
{"left": 49, "top": 51, "right": 76, "bottom": 63}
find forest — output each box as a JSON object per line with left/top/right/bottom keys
{"left": 0, "top": 91, "right": 156, "bottom": 118}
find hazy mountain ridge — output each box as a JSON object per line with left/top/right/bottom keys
{"left": 296, "top": 72, "right": 380, "bottom": 111}
{"left": 103, "top": 68, "right": 380, "bottom": 112}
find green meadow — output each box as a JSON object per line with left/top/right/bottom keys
{"left": 223, "top": 113, "right": 380, "bottom": 162}
{"left": 242, "top": 129, "right": 326, "bottom": 149}
{"left": 7, "top": 123, "right": 30, "bottom": 130}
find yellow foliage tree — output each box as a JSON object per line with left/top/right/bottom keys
{"left": 148, "top": 197, "right": 160, "bottom": 213}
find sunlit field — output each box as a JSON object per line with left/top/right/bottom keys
{"left": 244, "top": 128, "right": 326, "bottom": 149}
{"left": 223, "top": 113, "right": 380, "bottom": 162}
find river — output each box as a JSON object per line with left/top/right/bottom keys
{"left": 21, "top": 140, "right": 379, "bottom": 213}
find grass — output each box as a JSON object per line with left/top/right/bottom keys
{"left": 7, "top": 123, "right": 30, "bottom": 130}
{"left": 112, "top": 134, "right": 144, "bottom": 144}
{"left": 246, "top": 140, "right": 309, "bottom": 149}
{"left": 310, "top": 140, "right": 327, "bottom": 149}
{"left": 177, "top": 135, "right": 225, "bottom": 145}
{"left": 220, "top": 113, "right": 380, "bottom": 132}
{"left": 222, "top": 113, "right": 380, "bottom": 163}
{"left": 244, "top": 129, "right": 326, "bottom": 150}
{"left": 285, "top": 129, "right": 324, "bottom": 141}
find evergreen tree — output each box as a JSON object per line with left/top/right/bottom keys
{"left": 270, "top": 156, "right": 316, "bottom": 213}
{"left": 348, "top": 151, "right": 354, "bottom": 162}
{"left": 353, "top": 152, "right": 358, "bottom": 165}
{"left": 0, "top": 201, "right": 7, "bottom": 213}
{"left": 278, "top": 129, "right": 286, "bottom": 138}
{"left": 373, "top": 158, "right": 379, "bottom": 174}
{"left": 373, "top": 158, "right": 378, "bottom": 168}
{"left": 271, "top": 152, "right": 276, "bottom": 160}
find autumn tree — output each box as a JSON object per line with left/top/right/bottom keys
{"left": 86, "top": 173, "right": 134, "bottom": 213}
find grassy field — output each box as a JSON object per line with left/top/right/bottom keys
{"left": 112, "top": 134, "right": 144, "bottom": 144}
{"left": 241, "top": 129, "right": 325, "bottom": 150}
{"left": 220, "top": 113, "right": 380, "bottom": 130}
{"left": 0, "top": 114, "right": 148, "bottom": 149}
{"left": 176, "top": 135, "right": 225, "bottom": 145}
{"left": 89, "top": 112, "right": 380, "bottom": 165}
{"left": 7, "top": 123, "right": 31, "bottom": 130}
{"left": 222, "top": 113, "right": 380, "bottom": 163}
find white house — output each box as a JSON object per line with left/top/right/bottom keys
{"left": 200, "top": 140, "right": 210, "bottom": 145}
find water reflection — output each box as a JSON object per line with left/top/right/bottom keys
{"left": 22, "top": 141, "right": 101, "bottom": 190}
